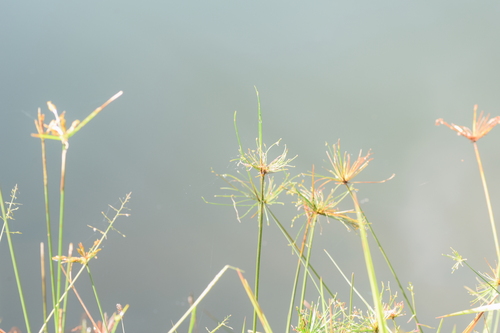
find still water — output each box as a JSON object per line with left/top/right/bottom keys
{"left": 2, "top": 1, "right": 500, "bottom": 332}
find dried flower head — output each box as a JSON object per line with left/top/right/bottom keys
{"left": 436, "top": 105, "right": 500, "bottom": 142}
{"left": 32, "top": 91, "right": 123, "bottom": 148}
{"left": 292, "top": 180, "right": 358, "bottom": 230}
{"left": 325, "top": 140, "right": 394, "bottom": 185}
{"left": 52, "top": 241, "right": 101, "bottom": 265}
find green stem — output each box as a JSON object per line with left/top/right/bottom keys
{"left": 285, "top": 223, "right": 309, "bottom": 333}
{"left": 473, "top": 142, "right": 500, "bottom": 275}
{"left": 285, "top": 253, "right": 302, "bottom": 333}
{"left": 254, "top": 86, "right": 262, "bottom": 150}
{"left": 347, "top": 187, "right": 387, "bottom": 333}
{"left": 299, "top": 215, "right": 317, "bottom": 313}
{"left": 38, "top": 263, "right": 88, "bottom": 333}
{"left": 252, "top": 87, "right": 264, "bottom": 333}
{"left": 87, "top": 266, "right": 107, "bottom": 333}
{"left": 38, "top": 134, "right": 56, "bottom": 333}
{"left": 40, "top": 243, "right": 48, "bottom": 333}
{"left": 167, "top": 266, "right": 236, "bottom": 333}
{"left": 252, "top": 174, "right": 265, "bottom": 333}
{"left": 56, "top": 145, "right": 68, "bottom": 333}
{"left": 364, "top": 213, "right": 424, "bottom": 333}
{"left": 0, "top": 185, "right": 31, "bottom": 333}
{"left": 266, "top": 207, "right": 335, "bottom": 298}
{"left": 268, "top": 206, "right": 337, "bottom": 333}
{"left": 187, "top": 302, "right": 197, "bottom": 333}
{"left": 69, "top": 91, "right": 123, "bottom": 138}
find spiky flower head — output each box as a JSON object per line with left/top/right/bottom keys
{"left": 238, "top": 139, "right": 296, "bottom": 176}
{"left": 325, "top": 139, "right": 372, "bottom": 184}
{"left": 436, "top": 105, "right": 500, "bottom": 142}
{"left": 324, "top": 140, "right": 394, "bottom": 185}
{"left": 292, "top": 180, "right": 358, "bottom": 230}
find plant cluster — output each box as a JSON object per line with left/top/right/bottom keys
{"left": 4, "top": 90, "right": 500, "bottom": 333}
{"left": 1, "top": 92, "right": 129, "bottom": 333}
{"left": 177, "top": 93, "right": 500, "bottom": 333}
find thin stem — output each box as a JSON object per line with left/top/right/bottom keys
{"left": 36, "top": 110, "right": 57, "bottom": 330}
{"left": 252, "top": 174, "right": 265, "bottom": 333}
{"left": 69, "top": 91, "right": 123, "bottom": 138}
{"left": 39, "top": 262, "right": 90, "bottom": 333}
{"left": 347, "top": 186, "right": 387, "bottom": 333}
{"left": 39, "top": 193, "right": 131, "bottom": 333}
{"left": 187, "top": 295, "right": 197, "bottom": 333}
{"left": 285, "top": 250, "right": 303, "bottom": 333}
{"left": 266, "top": 207, "right": 336, "bottom": 298}
{"left": 364, "top": 213, "right": 424, "bottom": 332}
{"left": 473, "top": 142, "right": 500, "bottom": 274}
{"left": 56, "top": 145, "right": 68, "bottom": 333}
{"left": 254, "top": 86, "right": 262, "bottom": 151}
{"left": 167, "top": 265, "right": 236, "bottom": 333}
{"left": 87, "top": 266, "right": 107, "bottom": 333}
{"left": 285, "top": 215, "right": 310, "bottom": 333}
{"left": 299, "top": 214, "right": 317, "bottom": 313}
{"left": 0, "top": 186, "right": 32, "bottom": 333}
{"left": 40, "top": 243, "right": 48, "bottom": 333}
{"left": 252, "top": 87, "right": 264, "bottom": 333}
{"left": 60, "top": 263, "right": 100, "bottom": 333}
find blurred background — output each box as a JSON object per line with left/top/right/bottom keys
{"left": 2, "top": 1, "right": 500, "bottom": 332}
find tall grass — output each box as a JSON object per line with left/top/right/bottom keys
{"left": 0, "top": 92, "right": 129, "bottom": 333}
{"left": 193, "top": 96, "right": 500, "bottom": 333}
{"left": 4, "top": 91, "right": 500, "bottom": 333}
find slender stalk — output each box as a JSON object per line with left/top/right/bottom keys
{"left": 285, "top": 216, "right": 310, "bottom": 333}
{"left": 109, "top": 305, "right": 129, "bottom": 333}
{"left": 299, "top": 214, "right": 317, "bottom": 313}
{"left": 252, "top": 174, "right": 265, "bottom": 333}
{"left": 60, "top": 263, "right": 100, "bottom": 333}
{"left": 61, "top": 244, "right": 71, "bottom": 333}
{"left": 237, "top": 270, "right": 273, "bottom": 333}
{"left": 167, "top": 266, "right": 237, "bottom": 333}
{"left": 252, "top": 87, "right": 265, "bottom": 333}
{"left": 87, "top": 266, "right": 107, "bottom": 333}
{"left": 349, "top": 273, "right": 354, "bottom": 318}
{"left": 324, "top": 251, "right": 372, "bottom": 311}
{"left": 364, "top": 213, "right": 424, "bottom": 332}
{"left": 56, "top": 145, "right": 69, "bottom": 333}
{"left": 69, "top": 91, "right": 123, "bottom": 138}
{"left": 40, "top": 243, "right": 48, "bottom": 333}
{"left": 255, "top": 86, "right": 262, "bottom": 150}
{"left": 187, "top": 295, "right": 197, "bottom": 333}
{"left": 36, "top": 109, "right": 57, "bottom": 330}
{"left": 39, "top": 262, "right": 91, "bottom": 333}
{"left": 266, "top": 207, "right": 336, "bottom": 298}
{"left": 285, "top": 253, "right": 302, "bottom": 333}
{"left": 347, "top": 186, "right": 387, "bottom": 333}
{"left": 473, "top": 142, "right": 500, "bottom": 274}
{"left": 39, "top": 193, "right": 131, "bottom": 333}
{"left": 0, "top": 186, "right": 32, "bottom": 333}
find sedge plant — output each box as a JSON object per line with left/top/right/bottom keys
{"left": 207, "top": 90, "right": 422, "bottom": 333}
{"left": 204, "top": 87, "right": 296, "bottom": 333}
{"left": 182, "top": 93, "right": 500, "bottom": 332}
{"left": 0, "top": 92, "right": 129, "bottom": 333}
{"left": 436, "top": 105, "right": 500, "bottom": 332}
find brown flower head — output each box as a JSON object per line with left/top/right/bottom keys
{"left": 325, "top": 139, "right": 373, "bottom": 184}
{"left": 436, "top": 105, "right": 500, "bottom": 142}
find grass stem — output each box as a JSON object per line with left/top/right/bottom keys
{"left": 473, "top": 142, "right": 500, "bottom": 274}
{"left": 0, "top": 185, "right": 31, "bottom": 333}
{"left": 55, "top": 145, "right": 68, "bottom": 333}
{"left": 347, "top": 187, "right": 387, "bottom": 333}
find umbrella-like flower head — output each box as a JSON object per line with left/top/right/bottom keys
{"left": 436, "top": 105, "right": 500, "bottom": 142}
